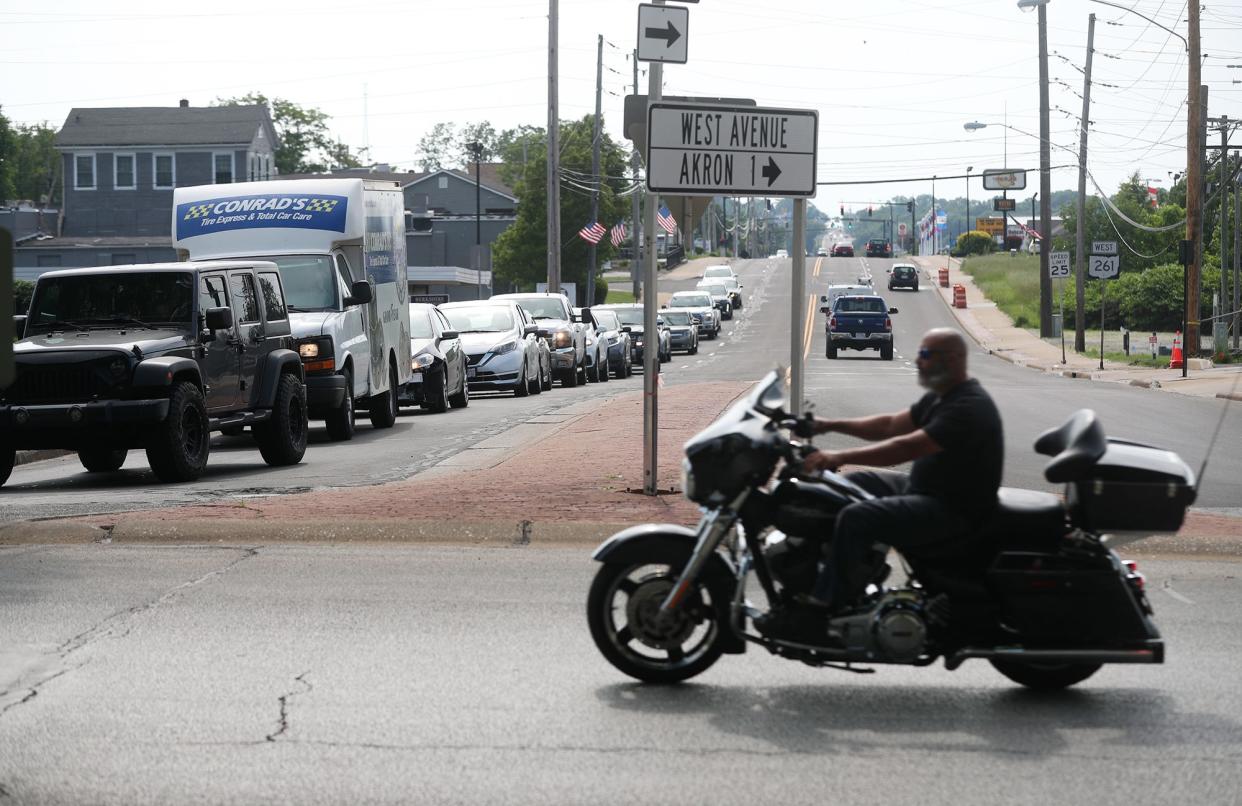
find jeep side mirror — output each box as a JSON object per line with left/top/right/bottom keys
{"left": 439, "top": 329, "right": 459, "bottom": 340}
{"left": 205, "top": 307, "right": 233, "bottom": 331}
{"left": 889, "top": 307, "right": 899, "bottom": 314}
{"left": 346, "top": 280, "right": 372, "bottom": 306}
{"left": 13, "top": 315, "right": 27, "bottom": 340}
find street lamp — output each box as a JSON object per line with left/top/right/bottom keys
{"left": 965, "top": 166, "right": 973, "bottom": 238}
{"left": 467, "top": 141, "right": 484, "bottom": 299}
{"left": 1017, "top": 0, "right": 1054, "bottom": 337}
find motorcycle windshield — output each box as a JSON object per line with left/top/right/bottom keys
{"left": 684, "top": 369, "right": 785, "bottom": 452}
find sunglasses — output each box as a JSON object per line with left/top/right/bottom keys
{"left": 918, "top": 347, "right": 962, "bottom": 360}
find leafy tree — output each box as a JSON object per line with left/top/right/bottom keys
{"left": 214, "top": 93, "right": 362, "bottom": 175}
{"left": 956, "top": 230, "right": 995, "bottom": 256}
{"left": 11, "top": 123, "right": 59, "bottom": 204}
{"left": 1057, "top": 172, "right": 1183, "bottom": 272}
{"left": 490, "top": 116, "right": 629, "bottom": 303}
{"left": 416, "top": 122, "right": 457, "bottom": 171}
{"left": 417, "top": 121, "right": 503, "bottom": 171}
{"left": 0, "top": 108, "right": 16, "bottom": 201}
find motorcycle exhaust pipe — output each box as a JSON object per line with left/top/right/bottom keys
{"left": 946, "top": 643, "right": 1163, "bottom": 671}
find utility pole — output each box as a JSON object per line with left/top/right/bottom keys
{"left": 630, "top": 49, "right": 642, "bottom": 300}
{"left": 587, "top": 33, "right": 603, "bottom": 308}
{"left": 1074, "top": 13, "right": 1095, "bottom": 353}
{"left": 641, "top": 2, "right": 663, "bottom": 496}
{"left": 1219, "top": 117, "right": 1229, "bottom": 339}
{"left": 1037, "top": 0, "right": 1053, "bottom": 337}
{"left": 546, "top": 0, "right": 561, "bottom": 293}
{"left": 1235, "top": 149, "right": 1240, "bottom": 349}
{"left": 1185, "top": 0, "right": 1202, "bottom": 357}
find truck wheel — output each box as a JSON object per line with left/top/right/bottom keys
{"left": 448, "top": 361, "right": 470, "bottom": 409}
{"left": 325, "top": 368, "right": 356, "bottom": 441}
{"left": 426, "top": 366, "right": 451, "bottom": 413}
{"left": 881, "top": 343, "right": 894, "bottom": 361}
{"left": 577, "top": 357, "right": 588, "bottom": 385}
{"left": 827, "top": 342, "right": 838, "bottom": 359}
{"left": 146, "top": 381, "right": 210, "bottom": 483}
{"left": 0, "top": 441, "right": 14, "bottom": 487}
{"left": 561, "top": 362, "right": 579, "bottom": 388}
{"left": 256, "top": 374, "right": 308, "bottom": 467}
{"left": 369, "top": 362, "right": 399, "bottom": 429}
{"left": 79, "top": 447, "right": 128, "bottom": 473}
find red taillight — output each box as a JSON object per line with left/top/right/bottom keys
{"left": 884, "top": 317, "right": 892, "bottom": 331}
{"left": 829, "top": 316, "right": 837, "bottom": 328}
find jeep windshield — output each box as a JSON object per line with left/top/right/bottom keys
{"left": 27, "top": 271, "right": 195, "bottom": 334}
{"left": 264, "top": 255, "right": 339, "bottom": 312}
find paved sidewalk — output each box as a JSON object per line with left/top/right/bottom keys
{"left": 910, "top": 256, "right": 1242, "bottom": 400}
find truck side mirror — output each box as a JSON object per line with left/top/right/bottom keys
{"left": 13, "top": 315, "right": 27, "bottom": 340}
{"left": 205, "top": 307, "right": 233, "bottom": 331}
{"left": 523, "top": 324, "right": 540, "bottom": 336}
{"left": 346, "top": 280, "right": 373, "bottom": 306}
{"left": 819, "top": 306, "right": 831, "bottom": 315}
{"left": 580, "top": 306, "right": 593, "bottom": 326}
{"left": 621, "top": 326, "right": 632, "bottom": 333}
{"left": 819, "top": 295, "right": 828, "bottom": 303}
{"left": 889, "top": 307, "right": 899, "bottom": 314}
{"left": 439, "top": 330, "right": 459, "bottom": 341}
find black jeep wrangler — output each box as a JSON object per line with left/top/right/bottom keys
{"left": 1, "top": 261, "right": 308, "bottom": 486}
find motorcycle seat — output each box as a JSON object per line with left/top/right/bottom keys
{"left": 978, "top": 487, "right": 1067, "bottom": 548}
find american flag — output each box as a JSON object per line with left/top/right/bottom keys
{"left": 578, "top": 221, "right": 606, "bottom": 244}
{"left": 609, "top": 221, "right": 627, "bottom": 247}
{"left": 656, "top": 205, "right": 678, "bottom": 235}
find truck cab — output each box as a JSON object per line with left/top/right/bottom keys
{"left": 172, "top": 179, "right": 411, "bottom": 440}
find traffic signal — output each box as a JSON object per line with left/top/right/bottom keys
{"left": 867, "top": 206, "right": 873, "bottom": 216}
{"left": 906, "top": 201, "right": 914, "bottom": 213}
{"left": 840, "top": 205, "right": 844, "bottom": 217}
{"left": 847, "top": 221, "right": 853, "bottom": 230}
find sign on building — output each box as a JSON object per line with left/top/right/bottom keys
{"left": 982, "top": 169, "right": 1027, "bottom": 191}
{"left": 646, "top": 102, "right": 818, "bottom": 197}
{"left": 975, "top": 217, "right": 1005, "bottom": 236}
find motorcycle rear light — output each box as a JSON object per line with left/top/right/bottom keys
{"left": 1123, "top": 560, "right": 1138, "bottom": 572}
{"left": 1123, "top": 560, "right": 1146, "bottom": 591}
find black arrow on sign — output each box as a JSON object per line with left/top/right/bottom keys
{"left": 761, "top": 157, "right": 782, "bottom": 187}
{"left": 644, "top": 21, "right": 681, "bottom": 47}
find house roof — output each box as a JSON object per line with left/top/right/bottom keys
{"left": 407, "top": 164, "right": 515, "bottom": 201}
{"left": 55, "top": 105, "right": 277, "bottom": 149}
{"left": 279, "top": 167, "right": 427, "bottom": 185}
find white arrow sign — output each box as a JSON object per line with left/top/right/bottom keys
{"left": 1049, "top": 250, "right": 1071, "bottom": 278}
{"left": 646, "top": 102, "right": 818, "bottom": 197}
{"left": 636, "top": 4, "right": 688, "bottom": 64}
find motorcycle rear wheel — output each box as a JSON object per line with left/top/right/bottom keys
{"left": 587, "top": 561, "right": 724, "bottom": 683}
{"left": 990, "top": 659, "right": 1102, "bottom": 690}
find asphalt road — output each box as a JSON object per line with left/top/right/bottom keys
{"left": 5, "top": 254, "right": 1238, "bottom": 518}
{"left": 1, "top": 544, "right": 1239, "bottom": 805}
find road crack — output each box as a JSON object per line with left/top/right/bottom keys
{"left": 513, "top": 520, "right": 532, "bottom": 547}
{"left": 266, "top": 671, "right": 312, "bottom": 743}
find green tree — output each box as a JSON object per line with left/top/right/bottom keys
{"left": 956, "top": 230, "right": 995, "bottom": 256}
{"left": 1057, "top": 172, "right": 1183, "bottom": 272}
{"left": 11, "top": 123, "right": 59, "bottom": 204}
{"left": 214, "top": 93, "right": 362, "bottom": 175}
{"left": 417, "top": 121, "right": 502, "bottom": 171}
{"left": 490, "top": 116, "right": 629, "bottom": 303}
{"left": 416, "top": 122, "right": 457, "bottom": 171}
{"left": 0, "top": 107, "right": 16, "bottom": 201}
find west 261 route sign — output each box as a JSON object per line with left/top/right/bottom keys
{"left": 646, "top": 102, "right": 818, "bottom": 197}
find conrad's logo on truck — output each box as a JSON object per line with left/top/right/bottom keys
{"left": 175, "top": 194, "right": 348, "bottom": 239}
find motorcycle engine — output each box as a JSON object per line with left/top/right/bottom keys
{"left": 831, "top": 590, "right": 929, "bottom": 663}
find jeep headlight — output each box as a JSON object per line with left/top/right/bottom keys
{"left": 411, "top": 353, "right": 435, "bottom": 371}
{"left": 553, "top": 329, "right": 573, "bottom": 349}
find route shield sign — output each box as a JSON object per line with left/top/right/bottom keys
{"left": 646, "top": 103, "right": 818, "bottom": 197}
{"left": 1088, "top": 254, "right": 1120, "bottom": 279}
{"left": 1049, "top": 250, "right": 1071, "bottom": 278}
{"left": 636, "top": 4, "right": 688, "bottom": 64}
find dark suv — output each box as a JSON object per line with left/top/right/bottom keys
{"left": 865, "top": 239, "right": 892, "bottom": 258}
{"left": 888, "top": 263, "right": 920, "bottom": 291}
{"left": 1, "top": 261, "right": 308, "bottom": 487}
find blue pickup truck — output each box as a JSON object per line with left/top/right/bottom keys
{"left": 822, "top": 294, "right": 899, "bottom": 360}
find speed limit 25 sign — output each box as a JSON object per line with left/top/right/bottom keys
{"left": 1048, "top": 251, "right": 1071, "bottom": 278}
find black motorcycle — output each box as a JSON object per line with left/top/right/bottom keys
{"left": 587, "top": 370, "right": 1196, "bottom": 689}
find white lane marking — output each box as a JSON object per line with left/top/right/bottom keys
{"left": 1160, "top": 580, "right": 1194, "bottom": 605}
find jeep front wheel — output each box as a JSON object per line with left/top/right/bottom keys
{"left": 79, "top": 447, "right": 128, "bottom": 473}
{"left": 256, "top": 374, "right": 308, "bottom": 466}
{"left": 146, "top": 382, "right": 210, "bottom": 483}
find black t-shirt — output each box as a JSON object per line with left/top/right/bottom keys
{"left": 908, "top": 378, "right": 1004, "bottom": 520}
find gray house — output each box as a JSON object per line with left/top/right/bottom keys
{"left": 14, "top": 101, "right": 278, "bottom": 278}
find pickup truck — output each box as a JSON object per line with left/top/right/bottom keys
{"left": 865, "top": 239, "right": 892, "bottom": 258}
{"left": 821, "top": 294, "right": 898, "bottom": 361}
{"left": 3, "top": 262, "right": 308, "bottom": 486}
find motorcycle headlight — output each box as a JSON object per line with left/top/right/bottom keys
{"left": 411, "top": 353, "right": 435, "bottom": 371}
{"left": 553, "top": 329, "right": 573, "bottom": 349}
{"left": 492, "top": 340, "right": 518, "bottom": 356}
{"left": 681, "top": 458, "right": 696, "bottom": 501}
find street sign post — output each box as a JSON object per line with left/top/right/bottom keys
{"left": 1088, "top": 243, "right": 1120, "bottom": 369}
{"left": 646, "top": 102, "right": 818, "bottom": 197}
{"left": 982, "top": 169, "right": 1027, "bottom": 191}
{"left": 636, "top": 4, "right": 688, "bottom": 64}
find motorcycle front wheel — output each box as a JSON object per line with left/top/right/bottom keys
{"left": 587, "top": 561, "right": 725, "bottom": 683}
{"left": 990, "top": 658, "right": 1102, "bottom": 690}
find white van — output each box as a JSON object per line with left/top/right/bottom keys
{"left": 819, "top": 283, "right": 879, "bottom": 317}
{"left": 173, "top": 178, "right": 411, "bottom": 440}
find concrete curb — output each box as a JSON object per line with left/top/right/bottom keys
{"left": 1217, "top": 392, "right": 1242, "bottom": 402}
{"left": 0, "top": 517, "right": 634, "bottom": 547}
{"left": 15, "top": 449, "right": 73, "bottom": 467}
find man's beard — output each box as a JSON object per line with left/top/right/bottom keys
{"left": 918, "top": 367, "right": 951, "bottom": 392}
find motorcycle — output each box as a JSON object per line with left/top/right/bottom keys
{"left": 587, "top": 370, "right": 1197, "bottom": 689}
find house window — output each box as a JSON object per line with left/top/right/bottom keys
{"left": 438, "top": 176, "right": 448, "bottom": 189}
{"left": 37, "top": 254, "right": 62, "bottom": 268}
{"left": 114, "top": 153, "right": 136, "bottom": 190}
{"left": 213, "top": 153, "right": 234, "bottom": 184}
{"left": 110, "top": 253, "right": 137, "bottom": 265}
{"left": 153, "top": 154, "right": 175, "bottom": 189}
{"left": 74, "top": 154, "right": 96, "bottom": 189}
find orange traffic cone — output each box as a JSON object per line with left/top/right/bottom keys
{"left": 1169, "top": 330, "right": 1183, "bottom": 370}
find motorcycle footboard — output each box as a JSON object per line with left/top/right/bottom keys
{"left": 946, "top": 641, "right": 1163, "bottom": 671}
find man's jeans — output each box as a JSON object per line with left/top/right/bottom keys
{"left": 811, "top": 469, "right": 972, "bottom": 608}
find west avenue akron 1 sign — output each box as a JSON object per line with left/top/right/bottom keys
{"left": 646, "top": 102, "right": 818, "bottom": 197}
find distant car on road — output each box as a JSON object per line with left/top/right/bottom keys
{"left": 888, "top": 263, "right": 920, "bottom": 292}
{"left": 440, "top": 300, "right": 545, "bottom": 397}
{"left": 695, "top": 280, "right": 735, "bottom": 320}
{"left": 596, "top": 304, "right": 671, "bottom": 365}
{"left": 701, "top": 264, "right": 736, "bottom": 283}
{"left": 774, "top": 249, "right": 789, "bottom": 259}
{"left": 832, "top": 242, "right": 854, "bottom": 257}
{"left": 865, "top": 239, "right": 893, "bottom": 258}
{"left": 660, "top": 309, "right": 699, "bottom": 355}
{"left": 822, "top": 294, "right": 899, "bottom": 361}
{"left": 666, "top": 290, "right": 721, "bottom": 339}
{"left": 588, "top": 308, "right": 633, "bottom": 378}
{"left": 402, "top": 303, "right": 468, "bottom": 412}
{"left": 816, "top": 248, "right": 828, "bottom": 257}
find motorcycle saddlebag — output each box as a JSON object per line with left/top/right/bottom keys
{"left": 1068, "top": 439, "right": 1197, "bottom": 534}
{"left": 986, "top": 550, "right": 1155, "bottom": 644}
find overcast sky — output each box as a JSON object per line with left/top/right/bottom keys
{"left": 2, "top": 0, "right": 1239, "bottom": 217}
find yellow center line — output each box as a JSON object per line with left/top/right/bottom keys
{"left": 812, "top": 256, "right": 823, "bottom": 279}
{"left": 802, "top": 291, "right": 816, "bottom": 360}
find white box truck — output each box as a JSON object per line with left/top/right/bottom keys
{"left": 173, "top": 178, "right": 411, "bottom": 440}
